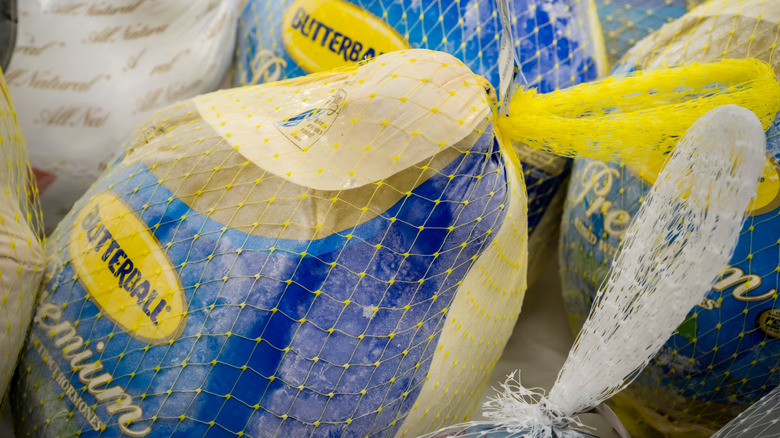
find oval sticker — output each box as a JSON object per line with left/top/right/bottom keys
{"left": 282, "top": 0, "right": 409, "bottom": 73}
{"left": 632, "top": 156, "right": 780, "bottom": 216}
{"left": 69, "top": 191, "right": 186, "bottom": 344}
{"left": 757, "top": 308, "right": 780, "bottom": 339}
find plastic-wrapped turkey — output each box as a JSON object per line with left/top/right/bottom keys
{"left": 11, "top": 49, "right": 529, "bottom": 438}
{"left": 8, "top": 0, "right": 240, "bottom": 232}
{"left": 0, "top": 70, "right": 44, "bottom": 399}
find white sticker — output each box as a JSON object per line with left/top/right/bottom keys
{"left": 274, "top": 89, "right": 346, "bottom": 150}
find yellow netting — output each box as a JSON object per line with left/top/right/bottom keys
{"left": 10, "top": 49, "right": 528, "bottom": 438}
{"left": 0, "top": 69, "right": 44, "bottom": 401}
{"left": 594, "top": 0, "right": 706, "bottom": 66}
{"left": 497, "top": 58, "right": 780, "bottom": 165}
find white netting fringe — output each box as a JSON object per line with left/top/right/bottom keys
{"left": 426, "top": 104, "right": 767, "bottom": 437}
{"left": 482, "top": 372, "right": 591, "bottom": 437}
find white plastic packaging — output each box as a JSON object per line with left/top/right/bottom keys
{"left": 7, "top": 0, "right": 240, "bottom": 232}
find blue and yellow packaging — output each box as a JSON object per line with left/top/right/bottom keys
{"left": 234, "top": 0, "right": 607, "bottom": 265}
{"left": 11, "top": 50, "right": 529, "bottom": 438}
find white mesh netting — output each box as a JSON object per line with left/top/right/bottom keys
{"left": 712, "top": 384, "right": 780, "bottom": 438}
{"left": 426, "top": 104, "right": 767, "bottom": 437}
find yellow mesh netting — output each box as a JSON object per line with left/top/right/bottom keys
{"left": 10, "top": 50, "right": 529, "bottom": 438}
{"left": 594, "top": 0, "right": 706, "bottom": 66}
{"left": 497, "top": 58, "right": 780, "bottom": 165}
{"left": 0, "top": 69, "right": 44, "bottom": 400}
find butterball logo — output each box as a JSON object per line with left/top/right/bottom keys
{"left": 282, "top": 0, "right": 408, "bottom": 73}
{"left": 69, "top": 191, "right": 186, "bottom": 344}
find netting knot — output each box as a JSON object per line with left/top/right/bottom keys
{"left": 482, "top": 372, "right": 586, "bottom": 438}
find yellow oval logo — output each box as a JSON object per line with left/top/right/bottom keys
{"left": 632, "top": 157, "right": 780, "bottom": 217}
{"left": 69, "top": 192, "right": 186, "bottom": 344}
{"left": 282, "top": 0, "right": 409, "bottom": 73}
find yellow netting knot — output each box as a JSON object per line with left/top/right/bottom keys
{"left": 496, "top": 58, "right": 780, "bottom": 166}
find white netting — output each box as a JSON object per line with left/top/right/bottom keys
{"left": 427, "top": 104, "right": 766, "bottom": 437}
{"left": 548, "top": 104, "right": 767, "bottom": 416}
{"left": 712, "top": 385, "right": 780, "bottom": 438}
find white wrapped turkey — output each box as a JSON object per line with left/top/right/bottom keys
{"left": 7, "top": 0, "right": 240, "bottom": 232}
